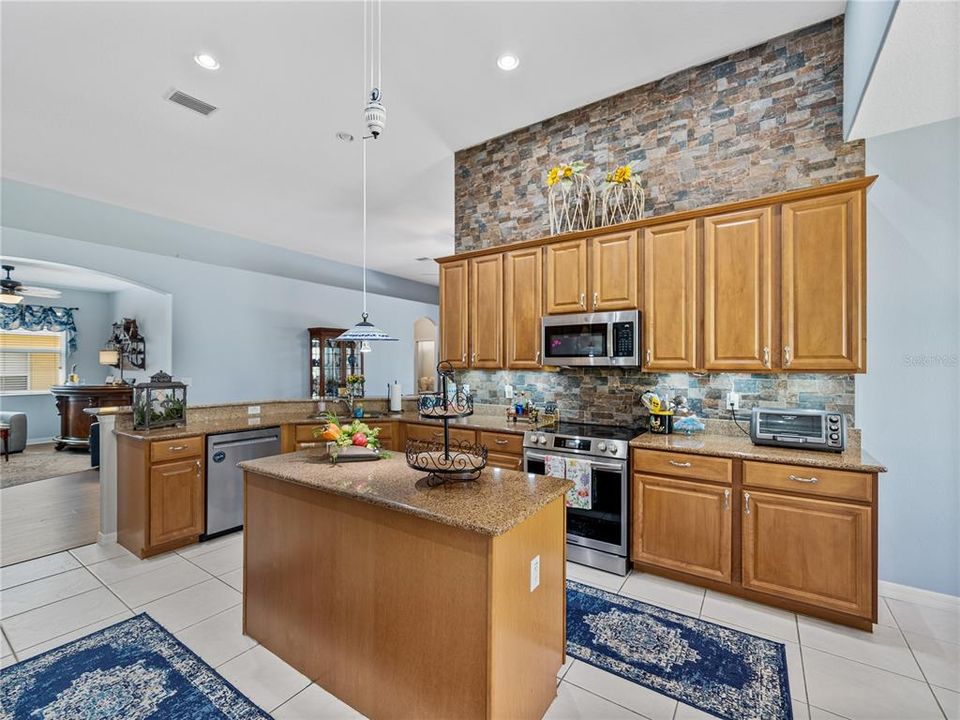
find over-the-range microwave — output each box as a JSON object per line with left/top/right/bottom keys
{"left": 541, "top": 310, "right": 640, "bottom": 367}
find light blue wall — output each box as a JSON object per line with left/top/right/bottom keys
{"left": 0, "top": 226, "right": 439, "bottom": 408}
{"left": 858, "top": 118, "right": 960, "bottom": 596}
{"left": 843, "top": 0, "right": 899, "bottom": 139}
{"left": 0, "top": 287, "right": 113, "bottom": 441}
{"left": 109, "top": 286, "right": 173, "bottom": 384}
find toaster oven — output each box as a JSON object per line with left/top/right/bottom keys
{"left": 750, "top": 407, "right": 846, "bottom": 452}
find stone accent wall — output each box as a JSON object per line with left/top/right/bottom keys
{"left": 460, "top": 369, "right": 856, "bottom": 426}
{"left": 454, "top": 17, "right": 863, "bottom": 251}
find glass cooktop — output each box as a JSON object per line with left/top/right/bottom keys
{"left": 550, "top": 422, "right": 646, "bottom": 441}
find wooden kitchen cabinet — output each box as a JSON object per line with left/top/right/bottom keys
{"left": 469, "top": 255, "right": 504, "bottom": 368}
{"left": 632, "top": 473, "right": 733, "bottom": 583}
{"left": 741, "top": 489, "right": 872, "bottom": 618}
{"left": 589, "top": 230, "right": 638, "bottom": 311}
{"left": 149, "top": 458, "right": 204, "bottom": 547}
{"left": 544, "top": 239, "right": 588, "bottom": 314}
{"left": 405, "top": 423, "right": 476, "bottom": 446}
{"left": 503, "top": 247, "right": 543, "bottom": 368}
{"left": 704, "top": 208, "right": 775, "bottom": 371}
{"left": 781, "top": 191, "right": 865, "bottom": 371}
{"left": 439, "top": 259, "right": 469, "bottom": 368}
{"left": 642, "top": 219, "right": 699, "bottom": 370}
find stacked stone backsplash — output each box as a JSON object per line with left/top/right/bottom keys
{"left": 461, "top": 369, "right": 855, "bottom": 426}
{"left": 452, "top": 16, "right": 864, "bottom": 430}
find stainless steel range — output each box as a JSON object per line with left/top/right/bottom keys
{"left": 523, "top": 422, "right": 644, "bottom": 575}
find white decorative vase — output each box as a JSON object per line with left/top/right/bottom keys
{"left": 548, "top": 174, "right": 596, "bottom": 236}
{"left": 600, "top": 178, "right": 646, "bottom": 227}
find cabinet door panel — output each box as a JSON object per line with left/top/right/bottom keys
{"left": 704, "top": 208, "right": 774, "bottom": 370}
{"left": 150, "top": 459, "right": 204, "bottom": 546}
{"left": 781, "top": 191, "right": 864, "bottom": 371}
{"left": 590, "top": 231, "right": 638, "bottom": 311}
{"left": 632, "top": 474, "right": 732, "bottom": 583}
{"left": 504, "top": 248, "right": 543, "bottom": 368}
{"left": 545, "top": 240, "right": 588, "bottom": 314}
{"left": 642, "top": 220, "right": 699, "bottom": 370}
{"left": 742, "top": 490, "right": 872, "bottom": 618}
{"left": 439, "top": 260, "right": 469, "bottom": 368}
{"left": 469, "top": 255, "right": 503, "bottom": 368}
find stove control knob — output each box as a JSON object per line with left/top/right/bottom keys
{"left": 597, "top": 442, "right": 607, "bottom": 452}
{"left": 538, "top": 435, "right": 547, "bottom": 445}
{"left": 609, "top": 445, "right": 619, "bottom": 455}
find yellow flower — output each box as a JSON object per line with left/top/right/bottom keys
{"left": 547, "top": 167, "right": 559, "bottom": 187}
{"left": 612, "top": 165, "right": 632, "bottom": 184}
{"left": 563, "top": 165, "right": 573, "bottom": 179}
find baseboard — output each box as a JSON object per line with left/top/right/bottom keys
{"left": 26, "top": 437, "right": 55, "bottom": 445}
{"left": 97, "top": 532, "right": 118, "bottom": 544}
{"left": 879, "top": 580, "right": 960, "bottom": 609}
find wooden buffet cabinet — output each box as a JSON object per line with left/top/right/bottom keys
{"left": 51, "top": 384, "right": 133, "bottom": 450}
{"left": 632, "top": 447, "right": 877, "bottom": 630}
{"left": 437, "top": 176, "right": 873, "bottom": 373}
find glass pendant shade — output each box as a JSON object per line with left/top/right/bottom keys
{"left": 336, "top": 313, "right": 398, "bottom": 344}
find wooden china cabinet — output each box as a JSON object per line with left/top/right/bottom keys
{"left": 308, "top": 328, "right": 364, "bottom": 399}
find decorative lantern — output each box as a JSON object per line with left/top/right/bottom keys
{"left": 133, "top": 371, "right": 187, "bottom": 431}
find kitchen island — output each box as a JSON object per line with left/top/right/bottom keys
{"left": 239, "top": 451, "right": 572, "bottom": 720}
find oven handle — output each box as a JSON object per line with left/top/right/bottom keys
{"left": 525, "top": 453, "right": 547, "bottom": 462}
{"left": 524, "top": 452, "right": 624, "bottom": 473}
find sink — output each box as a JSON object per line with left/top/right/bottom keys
{"left": 305, "top": 413, "right": 390, "bottom": 422}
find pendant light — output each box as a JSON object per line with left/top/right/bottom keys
{"left": 338, "top": 0, "right": 397, "bottom": 349}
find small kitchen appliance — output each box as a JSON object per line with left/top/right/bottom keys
{"left": 750, "top": 407, "right": 846, "bottom": 452}
{"left": 541, "top": 310, "right": 640, "bottom": 367}
{"left": 523, "top": 422, "right": 645, "bottom": 575}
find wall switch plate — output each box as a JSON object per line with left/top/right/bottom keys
{"left": 461, "top": 384, "right": 470, "bottom": 395}
{"left": 504, "top": 384, "right": 514, "bottom": 399}
{"left": 726, "top": 392, "right": 740, "bottom": 411}
{"left": 248, "top": 405, "right": 261, "bottom": 415}
{"left": 530, "top": 555, "right": 540, "bottom": 592}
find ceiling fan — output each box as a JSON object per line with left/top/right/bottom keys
{"left": 0, "top": 265, "right": 62, "bottom": 305}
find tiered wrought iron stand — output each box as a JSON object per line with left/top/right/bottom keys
{"left": 406, "top": 361, "right": 488, "bottom": 486}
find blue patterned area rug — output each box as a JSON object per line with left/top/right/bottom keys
{"left": 0, "top": 613, "right": 269, "bottom": 719}
{"left": 567, "top": 581, "right": 792, "bottom": 720}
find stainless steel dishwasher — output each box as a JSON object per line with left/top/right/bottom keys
{"left": 205, "top": 427, "right": 281, "bottom": 538}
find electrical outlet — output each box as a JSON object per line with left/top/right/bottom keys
{"left": 530, "top": 555, "right": 540, "bottom": 592}
{"left": 461, "top": 384, "right": 470, "bottom": 395}
{"left": 504, "top": 384, "right": 514, "bottom": 399}
{"left": 248, "top": 405, "right": 261, "bottom": 415}
{"left": 726, "top": 392, "right": 740, "bottom": 411}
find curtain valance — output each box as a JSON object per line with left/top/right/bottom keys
{"left": 0, "top": 305, "right": 78, "bottom": 355}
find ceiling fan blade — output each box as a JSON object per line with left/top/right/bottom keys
{"left": 18, "top": 286, "right": 62, "bottom": 299}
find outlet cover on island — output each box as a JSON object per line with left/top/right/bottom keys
{"left": 504, "top": 384, "right": 514, "bottom": 399}
{"left": 530, "top": 555, "right": 540, "bottom": 592}
{"left": 248, "top": 405, "right": 261, "bottom": 415}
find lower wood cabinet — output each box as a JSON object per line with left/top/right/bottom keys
{"left": 741, "top": 489, "right": 872, "bottom": 618}
{"left": 632, "top": 474, "right": 732, "bottom": 583}
{"left": 149, "top": 458, "right": 204, "bottom": 547}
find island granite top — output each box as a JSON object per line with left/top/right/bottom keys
{"left": 239, "top": 451, "right": 573, "bottom": 536}
{"left": 629, "top": 432, "right": 886, "bottom": 473}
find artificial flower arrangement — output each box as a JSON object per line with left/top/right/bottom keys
{"left": 346, "top": 373, "right": 364, "bottom": 386}
{"left": 599, "top": 162, "right": 645, "bottom": 226}
{"left": 601, "top": 163, "right": 637, "bottom": 188}
{"left": 314, "top": 411, "right": 385, "bottom": 453}
{"left": 545, "top": 161, "right": 587, "bottom": 187}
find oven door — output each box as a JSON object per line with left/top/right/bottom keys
{"left": 524, "top": 451, "right": 628, "bottom": 556}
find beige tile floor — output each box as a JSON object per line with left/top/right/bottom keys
{"left": 1, "top": 538, "right": 957, "bottom": 720}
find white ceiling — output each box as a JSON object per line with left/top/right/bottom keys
{"left": 850, "top": 0, "right": 960, "bottom": 139}
{"left": 1, "top": 1, "right": 844, "bottom": 285}
{"left": 1, "top": 257, "right": 142, "bottom": 294}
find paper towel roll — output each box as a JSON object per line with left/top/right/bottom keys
{"left": 389, "top": 381, "right": 402, "bottom": 412}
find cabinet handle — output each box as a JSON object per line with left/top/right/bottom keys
{"left": 744, "top": 492, "right": 751, "bottom": 515}
{"left": 592, "top": 292, "right": 599, "bottom": 309}
{"left": 668, "top": 460, "right": 692, "bottom": 468}
{"left": 788, "top": 473, "right": 819, "bottom": 484}
{"left": 535, "top": 351, "right": 541, "bottom": 364}
{"left": 461, "top": 353, "right": 466, "bottom": 364}
{"left": 784, "top": 346, "right": 792, "bottom": 367}
{"left": 495, "top": 439, "right": 509, "bottom": 445}
{"left": 723, "top": 489, "right": 730, "bottom": 511}
{"left": 763, "top": 346, "right": 770, "bottom": 368}
{"left": 645, "top": 349, "right": 652, "bottom": 367}
{"left": 195, "top": 460, "right": 202, "bottom": 477}
{"left": 169, "top": 445, "right": 187, "bottom": 452}
{"left": 471, "top": 352, "right": 476, "bottom": 364}
{"left": 579, "top": 292, "right": 585, "bottom": 308}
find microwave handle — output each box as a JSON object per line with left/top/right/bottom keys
{"left": 608, "top": 322, "right": 615, "bottom": 359}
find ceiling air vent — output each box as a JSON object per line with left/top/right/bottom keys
{"left": 167, "top": 89, "right": 217, "bottom": 116}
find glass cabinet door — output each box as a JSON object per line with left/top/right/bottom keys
{"left": 308, "top": 328, "right": 363, "bottom": 400}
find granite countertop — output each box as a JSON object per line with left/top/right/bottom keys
{"left": 629, "top": 432, "right": 886, "bottom": 473}
{"left": 114, "top": 410, "right": 548, "bottom": 441}
{"left": 239, "top": 451, "right": 572, "bottom": 536}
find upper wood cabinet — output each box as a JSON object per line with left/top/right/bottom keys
{"left": 545, "top": 239, "right": 588, "bottom": 314}
{"left": 781, "top": 191, "right": 865, "bottom": 371}
{"left": 642, "top": 220, "right": 699, "bottom": 370}
{"left": 590, "top": 230, "right": 639, "bottom": 311}
{"left": 504, "top": 247, "right": 543, "bottom": 368}
{"left": 704, "top": 208, "right": 775, "bottom": 371}
{"left": 439, "top": 260, "right": 469, "bottom": 368}
{"left": 632, "top": 473, "right": 732, "bottom": 584}
{"left": 469, "top": 255, "right": 504, "bottom": 368}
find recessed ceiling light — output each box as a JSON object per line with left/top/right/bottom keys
{"left": 497, "top": 54, "right": 520, "bottom": 71}
{"left": 336, "top": 131, "right": 355, "bottom": 142}
{"left": 194, "top": 53, "right": 220, "bottom": 71}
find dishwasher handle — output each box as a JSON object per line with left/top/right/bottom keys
{"left": 210, "top": 435, "right": 280, "bottom": 451}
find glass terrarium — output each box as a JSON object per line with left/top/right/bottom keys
{"left": 133, "top": 371, "right": 187, "bottom": 430}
